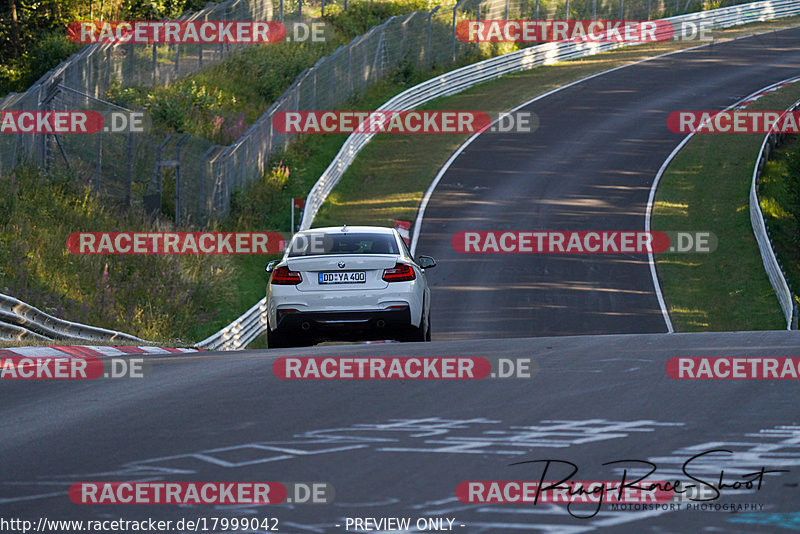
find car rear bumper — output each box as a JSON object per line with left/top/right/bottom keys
{"left": 275, "top": 307, "right": 412, "bottom": 341}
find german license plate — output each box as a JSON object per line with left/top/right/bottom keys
{"left": 318, "top": 271, "right": 366, "bottom": 284}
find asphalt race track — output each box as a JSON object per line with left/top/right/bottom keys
{"left": 2, "top": 331, "right": 800, "bottom": 533}
{"left": 415, "top": 25, "right": 800, "bottom": 340}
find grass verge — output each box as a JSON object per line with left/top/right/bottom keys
{"left": 0, "top": 166, "right": 241, "bottom": 345}
{"left": 652, "top": 82, "right": 800, "bottom": 331}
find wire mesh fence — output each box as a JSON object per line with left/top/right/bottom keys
{"left": 1, "top": 0, "right": 764, "bottom": 227}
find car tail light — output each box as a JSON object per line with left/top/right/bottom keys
{"left": 382, "top": 263, "right": 416, "bottom": 282}
{"left": 271, "top": 266, "right": 302, "bottom": 285}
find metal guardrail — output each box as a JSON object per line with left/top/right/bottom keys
{"left": 195, "top": 298, "right": 268, "bottom": 350}
{"left": 0, "top": 293, "right": 145, "bottom": 344}
{"left": 199, "top": 0, "right": 800, "bottom": 351}
{"left": 749, "top": 99, "right": 800, "bottom": 330}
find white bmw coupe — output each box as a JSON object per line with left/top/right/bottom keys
{"left": 265, "top": 225, "right": 436, "bottom": 348}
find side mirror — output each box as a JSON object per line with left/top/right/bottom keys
{"left": 417, "top": 255, "right": 436, "bottom": 269}
{"left": 266, "top": 261, "right": 278, "bottom": 273}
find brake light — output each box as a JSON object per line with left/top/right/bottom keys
{"left": 271, "top": 266, "right": 302, "bottom": 285}
{"left": 382, "top": 263, "right": 416, "bottom": 282}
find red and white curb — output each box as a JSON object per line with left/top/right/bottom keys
{"left": 0, "top": 346, "right": 201, "bottom": 358}
{"left": 735, "top": 76, "right": 800, "bottom": 110}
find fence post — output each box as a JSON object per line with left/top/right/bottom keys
{"left": 126, "top": 132, "right": 134, "bottom": 208}
{"left": 175, "top": 135, "right": 191, "bottom": 226}
{"left": 104, "top": 46, "right": 112, "bottom": 92}
{"left": 329, "top": 55, "right": 335, "bottom": 100}
{"left": 174, "top": 43, "right": 180, "bottom": 80}
{"left": 426, "top": 6, "right": 439, "bottom": 71}
{"left": 267, "top": 111, "right": 274, "bottom": 157}
{"left": 505, "top": 0, "right": 509, "bottom": 20}
{"left": 347, "top": 46, "right": 353, "bottom": 94}
{"left": 363, "top": 39, "right": 368, "bottom": 85}
{"left": 95, "top": 129, "right": 102, "bottom": 190}
{"left": 312, "top": 68, "right": 318, "bottom": 109}
{"left": 564, "top": 0, "right": 569, "bottom": 20}
{"left": 452, "top": 5, "right": 457, "bottom": 64}
{"left": 152, "top": 43, "right": 158, "bottom": 85}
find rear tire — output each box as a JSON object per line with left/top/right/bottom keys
{"left": 425, "top": 315, "right": 431, "bottom": 342}
{"left": 405, "top": 310, "right": 430, "bottom": 342}
{"left": 267, "top": 324, "right": 289, "bottom": 349}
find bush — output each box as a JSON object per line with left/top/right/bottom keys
{"left": 18, "top": 31, "right": 82, "bottom": 89}
{"left": 323, "top": 0, "right": 439, "bottom": 37}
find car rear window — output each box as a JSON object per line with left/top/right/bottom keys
{"left": 288, "top": 232, "right": 399, "bottom": 256}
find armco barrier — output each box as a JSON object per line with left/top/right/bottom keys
{"left": 198, "top": 0, "right": 800, "bottom": 351}
{"left": 0, "top": 321, "right": 51, "bottom": 343}
{"left": 749, "top": 99, "right": 800, "bottom": 329}
{"left": 195, "top": 298, "right": 267, "bottom": 351}
{"left": 0, "top": 294, "right": 144, "bottom": 344}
